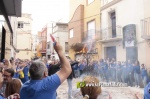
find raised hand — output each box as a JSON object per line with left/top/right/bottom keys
{"left": 50, "top": 34, "right": 63, "bottom": 53}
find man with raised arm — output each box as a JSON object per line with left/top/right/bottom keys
{"left": 20, "top": 35, "right": 72, "bottom": 99}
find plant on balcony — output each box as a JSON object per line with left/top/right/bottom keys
{"left": 70, "top": 43, "right": 85, "bottom": 52}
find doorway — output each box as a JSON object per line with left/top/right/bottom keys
{"left": 126, "top": 47, "right": 138, "bottom": 63}
{"left": 105, "top": 46, "right": 116, "bottom": 60}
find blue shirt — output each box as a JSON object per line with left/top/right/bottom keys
{"left": 0, "top": 95, "right": 4, "bottom": 99}
{"left": 93, "top": 63, "right": 99, "bottom": 70}
{"left": 73, "top": 64, "right": 79, "bottom": 70}
{"left": 141, "top": 68, "right": 148, "bottom": 79}
{"left": 46, "top": 63, "right": 50, "bottom": 69}
{"left": 127, "top": 64, "right": 133, "bottom": 74}
{"left": 20, "top": 74, "right": 61, "bottom": 99}
{"left": 21, "top": 66, "right": 29, "bottom": 83}
{"left": 144, "top": 82, "right": 150, "bottom": 99}
{"left": 133, "top": 65, "right": 140, "bottom": 74}
{"left": 103, "top": 63, "right": 108, "bottom": 71}
{"left": 13, "top": 66, "right": 21, "bottom": 78}
{"left": 79, "top": 64, "right": 85, "bottom": 70}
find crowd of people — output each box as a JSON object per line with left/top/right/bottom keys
{"left": 0, "top": 37, "right": 150, "bottom": 99}
{"left": 0, "top": 39, "right": 72, "bottom": 99}
{"left": 73, "top": 58, "right": 149, "bottom": 88}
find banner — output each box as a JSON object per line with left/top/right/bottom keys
{"left": 123, "top": 24, "right": 136, "bottom": 48}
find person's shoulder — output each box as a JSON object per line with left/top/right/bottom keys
{"left": 144, "top": 83, "right": 150, "bottom": 97}
{"left": 42, "top": 74, "right": 61, "bottom": 90}
{"left": 20, "top": 80, "right": 33, "bottom": 93}
{"left": 45, "top": 74, "right": 60, "bottom": 83}
{"left": 144, "top": 82, "right": 150, "bottom": 92}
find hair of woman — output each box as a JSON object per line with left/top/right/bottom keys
{"left": 80, "top": 76, "right": 101, "bottom": 99}
{"left": 5, "top": 79, "right": 22, "bottom": 97}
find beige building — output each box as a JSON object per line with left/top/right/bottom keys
{"left": 68, "top": 0, "right": 101, "bottom": 60}
{"left": 31, "top": 35, "right": 38, "bottom": 58}
{"left": 99, "top": 0, "right": 150, "bottom": 65}
{"left": 49, "top": 22, "right": 69, "bottom": 60}
{"left": 140, "top": 0, "right": 150, "bottom": 66}
{"left": 5, "top": 17, "right": 18, "bottom": 59}
{"left": 16, "top": 13, "right": 33, "bottom": 60}
{"left": 0, "top": 16, "right": 18, "bottom": 60}
{"left": 0, "top": 0, "right": 22, "bottom": 61}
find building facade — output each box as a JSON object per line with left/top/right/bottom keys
{"left": 0, "top": 0, "right": 22, "bottom": 61}
{"left": 140, "top": 0, "right": 150, "bottom": 66}
{"left": 48, "top": 22, "right": 69, "bottom": 60}
{"left": 5, "top": 17, "right": 18, "bottom": 59}
{"left": 31, "top": 35, "right": 38, "bottom": 59}
{"left": 39, "top": 27, "right": 47, "bottom": 57}
{"left": 68, "top": 0, "right": 101, "bottom": 60}
{"left": 99, "top": 0, "right": 150, "bottom": 65}
{"left": 16, "top": 13, "right": 33, "bottom": 60}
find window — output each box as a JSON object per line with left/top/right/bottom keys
{"left": 63, "top": 26, "right": 66, "bottom": 30}
{"left": 69, "top": 29, "right": 74, "bottom": 38}
{"left": 87, "top": 20, "right": 95, "bottom": 39}
{"left": 65, "top": 42, "right": 69, "bottom": 53}
{"left": 87, "top": 0, "right": 94, "bottom": 5}
{"left": 18, "top": 21, "right": 24, "bottom": 28}
{"left": 110, "top": 12, "right": 116, "bottom": 38}
{"left": 47, "top": 44, "right": 50, "bottom": 49}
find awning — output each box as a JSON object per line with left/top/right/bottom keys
{"left": 0, "top": 0, "right": 22, "bottom": 17}
{"left": 0, "top": 0, "right": 22, "bottom": 33}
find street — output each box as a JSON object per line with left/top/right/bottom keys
{"left": 57, "top": 76, "right": 144, "bottom": 99}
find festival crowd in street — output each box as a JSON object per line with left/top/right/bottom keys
{"left": 0, "top": 41, "right": 150, "bottom": 99}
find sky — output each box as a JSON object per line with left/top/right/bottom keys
{"left": 22, "top": 0, "right": 70, "bottom": 34}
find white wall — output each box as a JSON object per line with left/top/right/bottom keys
{"left": 101, "top": 0, "right": 144, "bottom": 42}
{"left": 102, "top": 41, "right": 126, "bottom": 61}
{"left": 143, "top": 0, "right": 150, "bottom": 18}
{"left": 100, "top": 0, "right": 146, "bottom": 62}
{"left": 16, "top": 14, "right": 33, "bottom": 59}
{"left": 51, "top": 25, "right": 68, "bottom": 59}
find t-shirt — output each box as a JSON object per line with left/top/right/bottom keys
{"left": 21, "top": 66, "right": 29, "bottom": 83}
{"left": 20, "top": 74, "right": 61, "bottom": 99}
{"left": 0, "top": 95, "right": 4, "bottom": 99}
{"left": 144, "top": 82, "right": 150, "bottom": 99}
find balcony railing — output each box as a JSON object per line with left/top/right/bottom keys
{"left": 100, "top": 26, "right": 122, "bottom": 42}
{"left": 82, "top": 29, "right": 100, "bottom": 42}
{"left": 141, "top": 17, "right": 150, "bottom": 39}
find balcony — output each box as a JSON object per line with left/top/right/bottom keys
{"left": 99, "top": 26, "right": 122, "bottom": 43}
{"left": 82, "top": 29, "right": 100, "bottom": 43}
{"left": 141, "top": 17, "right": 150, "bottom": 39}
{"left": 101, "top": 0, "right": 122, "bottom": 11}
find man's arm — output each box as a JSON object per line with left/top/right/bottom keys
{"left": 52, "top": 37, "right": 71, "bottom": 83}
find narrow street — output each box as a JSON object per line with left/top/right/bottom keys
{"left": 57, "top": 76, "right": 144, "bottom": 99}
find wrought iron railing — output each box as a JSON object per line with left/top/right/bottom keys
{"left": 141, "top": 17, "right": 150, "bottom": 39}
{"left": 100, "top": 25, "right": 122, "bottom": 40}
